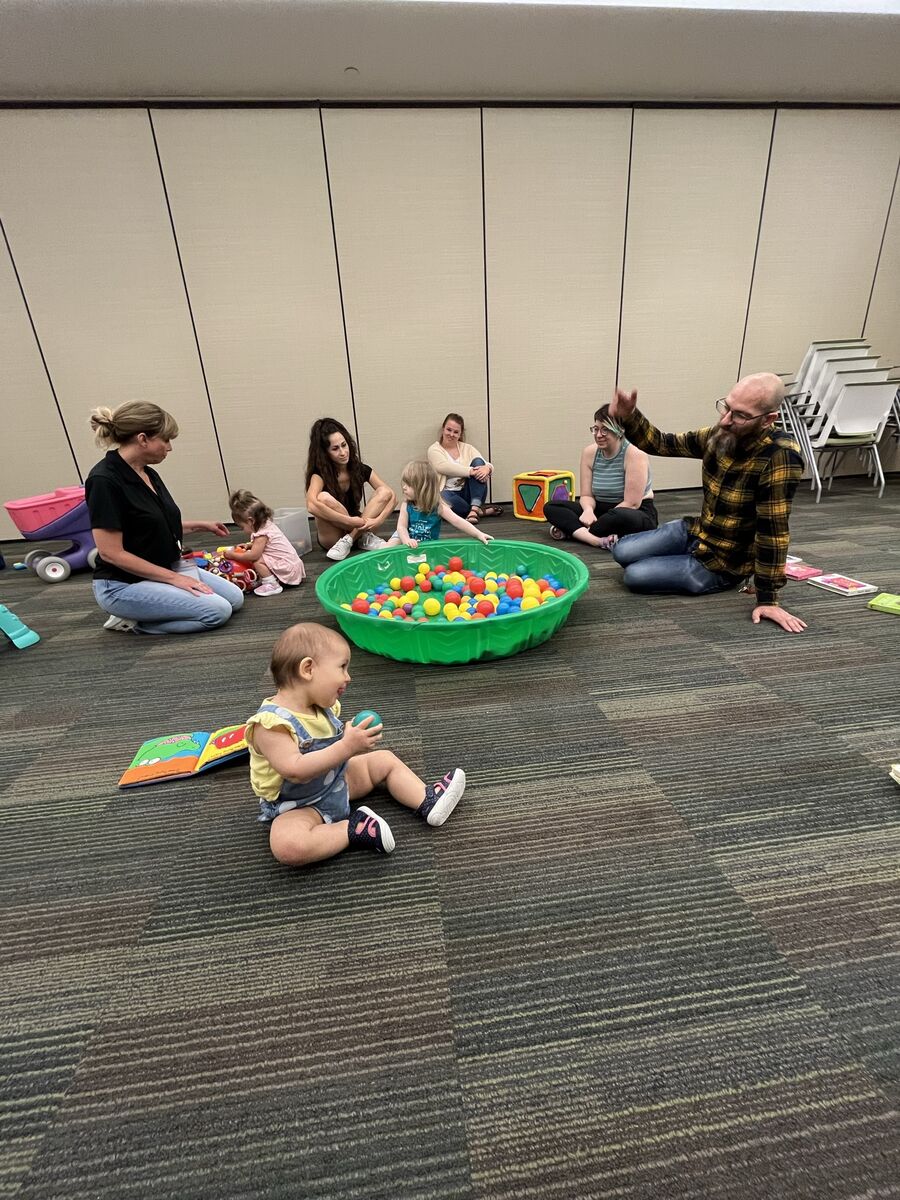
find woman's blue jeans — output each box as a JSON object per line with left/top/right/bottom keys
{"left": 612, "top": 518, "right": 739, "bottom": 596}
{"left": 93, "top": 558, "right": 244, "bottom": 634}
{"left": 441, "top": 458, "right": 488, "bottom": 518}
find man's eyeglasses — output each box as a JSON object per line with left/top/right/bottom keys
{"left": 715, "top": 397, "right": 770, "bottom": 424}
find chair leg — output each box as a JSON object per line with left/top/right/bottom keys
{"left": 871, "top": 445, "right": 885, "bottom": 497}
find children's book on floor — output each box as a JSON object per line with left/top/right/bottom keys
{"left": 806, "top": 574, "right": 878, "bottom": 596}
{"left": 119, "top": 724, "right": 248, "bottom": 788}
{"left": 785, "top": 562, "right": 823, "bottom": 580}
{"left": 868, "top": 592, "right": 900, "bottom": 616}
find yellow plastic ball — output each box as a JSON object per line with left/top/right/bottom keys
{"left": 340, "top": 603, "right": 352, "bottom": 610}
{"left": 404, "top": 591, "right": 419, "bottom": 605}
{"left": 419, "top": 562, "right": 431, "bottom": 575}
{"left": 485, "top": 579, "right": 499, "bottom": 593}
{"left": 459, "top": 611, "right": 473, "bottom": 621}
{"left": 520, "top": 595, "right": 540, "bottom": 611}
{"left": 390, "top": 577, "right": 402, "bottom": 591}
{"left": 443, "top": 603, "right": 459, "bottom": 619}
{"left": 379, "top": 609, "right": 394, "bottom": 620}
{"left": 423, "top": 597, "right": 441, "bottom": 616}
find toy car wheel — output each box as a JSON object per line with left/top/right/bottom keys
{"left": 24, "top": 549, "right": 48, "bottom": 570}
{"left": 35, "top": 556, "right": 72, "bottom": 583}
{"left": 87, "top": 547, "right": 100, "bottom": 569}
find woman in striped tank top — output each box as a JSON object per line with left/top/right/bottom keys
{"left": 544, "top": 404, "right": 658, "bottom": 549}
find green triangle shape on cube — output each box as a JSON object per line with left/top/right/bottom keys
{"left": 519, "top": 483, "right": 543, "bottom": 513}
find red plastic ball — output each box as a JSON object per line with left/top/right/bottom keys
{"left": 401, "top": 575, "right": 416, "bottom": 591}
{"left": 445, "top": 590, "right": 462, "bottom": 605}
{"left": 420, "top": 579, "right": 433, "bottom": 592}
{"left": 448, "top": 556, "right": 464, "bottom": 571}
{"left": 469, "top": 577, "right": 486, "bottom": 594}
{"left": 476, "top": 600, "right": 493, "bottom": 616}
{"left": 351, "top": 598, "right": 370, "bottom": 613}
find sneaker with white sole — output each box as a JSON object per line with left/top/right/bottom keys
{"left": 103, "top": 614, "right": 137, "bottom": 633}
{"left": 359, "top": 532, "right": 388, "bottom": 551}
{"left": 347, "top": 806, "right": 395, "bottom": 854}
{"left": 326, "top": 534, "right": 354, "bottom": 561}
{"left": 253, "top": 579, "right": 284, "bottom": 597}
{"left": 418, "top": 768, "right": 466, "bottom": 827}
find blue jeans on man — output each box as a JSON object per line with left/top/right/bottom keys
{"left": 612, "top": 518, "right": 740, "bottom": 595}
{"left": 441, "top": 457, "right": 489, "bottom": 518}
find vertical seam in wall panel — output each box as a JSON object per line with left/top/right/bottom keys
{"left": 737, "top": 108, "right": 777, "bottom": 381}
{"left": 0, "top": 214, "right": 82, "bottom": 483}
{"left": 480, "top": 108, "right": 493, "bottom": 482}
{"left": 319, "top": 107, "right": 360, "bottom": 449}
{"left": 147, "top": 109, "right": 231, "bottom": 496}
{"left": 614, "top": 109, "right": 635, "bottom": 388}
{"left": 862, "top": 149, "right": 900, "bottom": 338}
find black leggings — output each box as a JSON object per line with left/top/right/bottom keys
{"left": 544, "top": 498, "right": 658, "bottom": 539}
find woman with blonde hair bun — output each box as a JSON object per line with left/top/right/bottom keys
{"left": 85, "top": 401, "right": 244, "bottom": 634}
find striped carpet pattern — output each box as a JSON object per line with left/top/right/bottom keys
{"left": 1, "top": 477, "right": 899, "bottom": 1199}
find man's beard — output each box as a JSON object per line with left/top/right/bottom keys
{"left": 708, "top": 419, "right": 760, "bottom": 458}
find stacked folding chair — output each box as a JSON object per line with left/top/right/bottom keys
{"left": 778, "top": 339, "right": 900, "bottom": 501}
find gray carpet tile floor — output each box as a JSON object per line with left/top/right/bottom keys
{"left": 1, "top": 475, "right": 899, "bottom": 1199}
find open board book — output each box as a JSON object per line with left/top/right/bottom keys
{"left": 119, "top": 724, "right": 248, "bottom": 788}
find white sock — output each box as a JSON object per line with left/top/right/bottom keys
{"left": 258, "top": 575, "right": 276, "bottom": 586}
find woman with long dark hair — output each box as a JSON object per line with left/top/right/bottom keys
{"left": 305, "top": 418, "right": 396, "bottom": 561}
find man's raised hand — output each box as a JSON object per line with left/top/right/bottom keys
{"left": 611, "top": 388, "right": 638, "bottom": 423}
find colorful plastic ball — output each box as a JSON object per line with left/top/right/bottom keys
{"left": 515, "top": 564, "right": 529, "bottom": 576}
{"left": 476, "top": 600, "right": 494, "bottom": 617}
{"left": 419, "top": 563, "right": 431, "bottom": 575}
{"left": 423, "top": 597, "right": 441, "bottom": 616}
{"left": 520, "top": 595, "right": 540, "bottom": 611}
{"left": 469, "top": 577, "right": 486, "bottom": 594}
{"left": 448, "top": 556, "right": 464, "bottom": 571}
{"left": 350, "top": 598, "right": 370, "bottom": 613}
{"left": 393, "top": 610, "right": 406, "bottom": 620}
{"left": 352, "top": 709, "right": 383, "bottom": 727}
{"left": 445, "top": 589, "right": 462, "bottom": 605}
{"left": 340, "top": 603, "right": 352, "bottom": 610}
{"left": 389, "top": 576, "right": 402, "bottom": 590}
{"left": 403, "top": 602, "right": 414, "bottom": 614}
{"left": 378, "top": 610, "right": 394, "bottom": 620}
{"left": 420, "top": 579, "right": 433, "bottom": 592}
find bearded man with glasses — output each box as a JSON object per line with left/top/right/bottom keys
{"left": 608, "top": 373, "right": 806, "bottom": 634}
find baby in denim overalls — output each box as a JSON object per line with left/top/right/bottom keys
{"left": 246, "top": 622, "right": 466, "bottom": 866}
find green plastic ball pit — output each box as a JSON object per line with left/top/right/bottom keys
{"left": 316, "top": 538, "right": 590, "bottom": 665}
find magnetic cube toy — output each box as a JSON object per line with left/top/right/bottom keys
{"left": 512, "top": 470, "right": 576, "bottom": 521}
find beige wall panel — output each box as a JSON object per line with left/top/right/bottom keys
{"left": 151, "top": 110, "right": 353, "bottom": 509}
{"left": 742, "top": 110, "right": 900, "bottom": 380}
{"left": 864, "top": 164, "right": 900, "bottom": 473}
{"left": 0, "top": 110, "right": 226, "bottom": 519}
{"left": 483, "top": 108, "right": 631, "bottom": 499}
{"left": 618, "top": 110, "right": 773, "bottom": 490}
{"left": 0, "top": 246, "right": 81, "bottom": 540}
{"left": 323, "top": 109, "right": 485, "bottom": 497}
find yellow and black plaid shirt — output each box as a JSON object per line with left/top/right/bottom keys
{"left": 622, "top": 409, "right": 804, "bottom": 606}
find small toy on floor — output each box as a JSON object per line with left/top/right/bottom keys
{"left": 0, "top": 602, "right": 40, "bottom": 649}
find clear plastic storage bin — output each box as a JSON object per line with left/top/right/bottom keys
{"left": 273, "top": 507, "right": 313, "bottom": 556}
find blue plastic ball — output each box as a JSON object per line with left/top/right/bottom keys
{"left": 352, "top": 709, "right": 383, "bottom": 727}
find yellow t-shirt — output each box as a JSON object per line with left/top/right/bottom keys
{"left": 245, "top": 699, "right": 341, "bottom": 801}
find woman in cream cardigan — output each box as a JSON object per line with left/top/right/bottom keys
{"left": 426, "top": 412, "right": 504, "bottom": 524}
